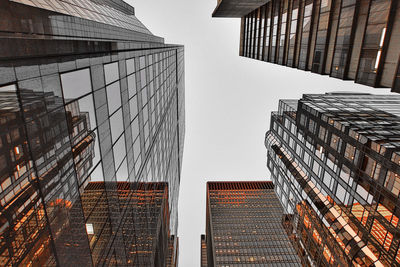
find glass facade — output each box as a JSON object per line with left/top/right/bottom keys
{"left": 0, "top": 0, "right": 184, "bottom": 266}
{"left": 202, "top": 181, "right": 301, "bottom": 266}
{"left": 80, "top": 182, "right": 175, "bottom": 266}
{"left": 266, "top": 93, "right": 400, "bottom": 266}
{"left": 215, "top": 0, "right": 400, "bottom": 92}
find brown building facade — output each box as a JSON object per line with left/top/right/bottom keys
{"left": 213, "top": 0, "right": 400, "bottom": 92}
{"left": 202, "top": 181, "right": 301, "bottom": 266}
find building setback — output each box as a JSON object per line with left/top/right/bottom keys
{"left": 202, "top": 181, "right": 301, "bottom": 266}
{"left": 212, "top": 0, "right": 400, "bottom": 92}
{"left": 266, "top": 93, "right": 400, "bottom": 266}
{"left": 0, "top": 0, "right": 185, "bottom": 266}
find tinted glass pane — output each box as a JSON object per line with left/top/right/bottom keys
{"left": 61, "top": 68, "right": 91, "bottom": 100}
{"left": 106, "top": 82, "right": 121, "bottom": 115}
{"left": 104, "top": 62, "right": 119, "bottom": 85}
{"left": 133, "top": 137, "right": 141, "bottom": 161}
{"left": 116, "top": 158, "right": 128, "bottom": 181}
{"left": 113, "top": 134, "right": 126, "bottom": 169}
{"left": 110, "top": 109, "right": 123, "bottom": 143}
{"left": 129, "top": 95, "right": 138, "bottom": 120}
{"left": 131, "top": 117, "right": 139, "bottom": 141}
{"left": 127, "top": 74, "right": 136, "bottom": 99}
{"left": 126, "top": 58, "right": 135, "bottom": 75}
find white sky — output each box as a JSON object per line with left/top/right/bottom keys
{"left": 129, "top": 0, "right": 392, "bottom": 265}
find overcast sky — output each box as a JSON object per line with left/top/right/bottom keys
{"left": 129, "top": 0, "right": 392, "bottom": 265}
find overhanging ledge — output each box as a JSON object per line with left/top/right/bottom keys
{"left": 212, "top": 0, "right": 271, "bottom": 18}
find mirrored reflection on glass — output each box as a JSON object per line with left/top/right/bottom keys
{"left": 74, "top": 127, "right": 101, "bottom": 187}
{"left": 65, "top": 94, "right": 97, "bottom": 133}
{"left": 0, "top": 84, "right": 17, "bottom": 92}
{"left": 61, "top": 68, "right": 92, "bottom": 100}
{"left": 80, "top": 183, "right": 111, "bottom": 265}
{"left": 87, "top": 161, "right": 104, "bottom": 183}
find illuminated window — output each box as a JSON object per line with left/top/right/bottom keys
{"left": 86, "top": 223, "right": 94, "bottom": 235}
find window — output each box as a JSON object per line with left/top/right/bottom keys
{"left": 85, "top": 223, "right": 94, "bottom": 235}
{"left": 61, "top": 68, "right": 91, "bottom": 100}
{"left": 106, "top": 82, "right": 121, "bottom": 115}
{"left": 104, "top": 62, "right": 119, "bottom": 85}
{"left": 110, "top": 109, "right": 123, "bottom": 143}
{"left": 127, "top": 73, "right": 137, "bottom": 99}
{"left": 384, "top": 171, "right": 400, "bottom": 196}
{"left": 126, "top": 58, "right": 135, "bottom": 75}
{"left": 131, "top": 117, "right": 140, "bottom": 142}
{"left": 129, "top": 96, "right": 138, "bottom": 119}
{"left": 113, "top": 135, "right": 126, "bottom": 169}
{"left": 116, "top": 158, "right": 128, "bottom": 181}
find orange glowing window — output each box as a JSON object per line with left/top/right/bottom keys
{"left": 362, "top": 209, "right": 369, "bottom": 226}
{"left": 351, "top": 203, "right": 368, "bottom": 226}
{"left": 323, "top": 245, "right": 334, "bottom": 264}
{"left": 296, "top": 204, "right": 303, "bottom": 216}
{"left": 371, "top": 219, "right": 387, "bottom": 247}
{"left": 216, "top": 191, "right": 246, "bottom": 205}
{"left": 312, "top": 229, "right": 322, "bottom": 245}
{"left": 384, "top": 231, "right": 393, "bottom": 251}
{"left": 304, "top": 214, "right": 311, "bottom": 229}
{"left": 377, "top": 204, "right": 398, "bottom": 227}
{"left": 396, "top": 246, "right": 400, "bottom": 263}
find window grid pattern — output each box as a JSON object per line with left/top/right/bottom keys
{"left": 265, "top": 93, "right": 400, "bottom": 266}
{"left": 204, "top": 181, "right": 301, "bottom": 266}
{"left": 0, "top": 0, "right": 184, "bottom": 265}
{"left": 239, "top": 0, "right": 400, "bottom": 92}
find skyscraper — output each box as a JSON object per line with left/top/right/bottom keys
{"left": 0, "top": 0, "right": 185, "bottom": 265}
{"left": 212, "top": 0, "right": 400, "bottom": 92}
{"left": 79, "top": 181, "right": 177, "bottom": 266}
{"left": 265, "top": 93, "right": 400, "bottom": 266}
{"left": 202, "top": 181, "right": 301, "bottom": 266}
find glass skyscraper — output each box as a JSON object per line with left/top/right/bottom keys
{"left": 212, "top": 0, "right": 400, "bottom": 92}
{"left": 0, "top": 0, "right": 184, "bottom": 266}
{"left": 266, "top": 93, "right": 400, "bottom": 266}
{"left": 202, "top": 181, "right": 301, "bottom": 266}
{"left": 79, "top": 181, "right": 176, "bottom": 266}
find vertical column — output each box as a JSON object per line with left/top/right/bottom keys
{"left": 287, "top": 0, "right": 301, "bottom": 67}
{"left": 307, "top": 0, "right": 321, "bottom": 71}
{"left": 298, "top": 0, "right": 315, "bottom": 70}
{"left": 324, "top": 0, "right": 341, "bottom": 74}
{"left": 264, "top": 2, "right": 272, "bottom": 62}
{"left": 377, "top": 0, "right": 399, "bottom": 88}
{"left": 239, "top": 17, "right": 246, "bottom": 56}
